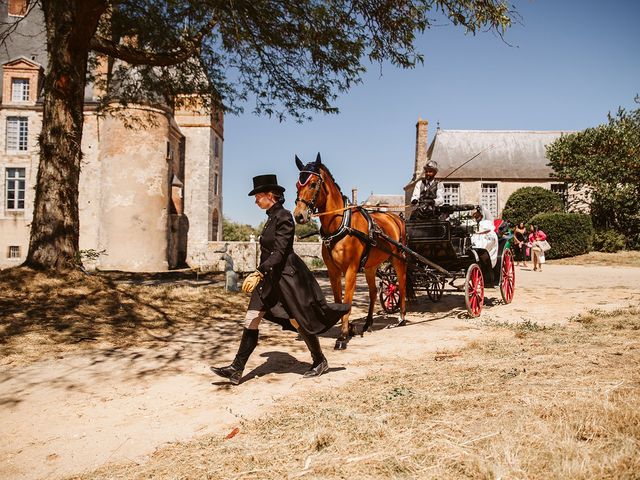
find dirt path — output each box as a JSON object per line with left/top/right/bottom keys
{"left": 1, "top": 264, "right": 639, "bottom": 479}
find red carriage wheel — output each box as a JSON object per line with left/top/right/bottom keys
{"left": 379, "top": 279, "right": 400, "bottom": 314}
{"left": 464, "top": 263, "right": 484, "bottom": 317}
{"left": 378, "top": 263, "right": 400, "bottom": 314}
{"left": 500, "top": 248, "right": 516, "bottom": 304}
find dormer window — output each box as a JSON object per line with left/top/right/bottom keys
{"left": 8, "top": 0, "right": 29, "bottom": 17}
{"left": 2, "top": 57, "right": 42, "bottom": 105}
{"left": 11, "top": 78, "right": 29, "bottom": 102}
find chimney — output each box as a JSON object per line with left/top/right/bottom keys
{"left": 351, "top": 187, "right": 358, "bottom": 205}
{"left": 414, "top": 118, "right": 428, "bottom": 180}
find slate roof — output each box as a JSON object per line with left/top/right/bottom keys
{"left": 426, "top": 129, "right": 574, "bottom": 180}
{"left": 362, "top": 194, "right": 404, "bottom": 207}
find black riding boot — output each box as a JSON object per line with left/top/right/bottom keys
{"left": 210, "top": 328, "right": 258, "bottom": 385}
{"left": 298, "top": 330, "right": 329, "bottom": 378}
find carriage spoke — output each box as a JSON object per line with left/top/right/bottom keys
{"left": 464, "top": 263, "right": 484, "bottom": 317}
{"left": 500, "top": 249, "right": 516, "bottom": 304}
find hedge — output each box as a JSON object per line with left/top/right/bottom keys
{"left": 529, "top": 212, "right": 594, "bottom": 259}
{"left": 502, "top": 186, "right": 564, "bottom": 227}
{"left": 593, "top": 229, "right": 627, "bottom": 253}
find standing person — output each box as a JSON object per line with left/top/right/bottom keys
{"left": 529, "top": 224, "right": 548, "bottom": 272}
{"left": 211, "top": 174, "right": 349, "bottom": 385}
{"left": 410, "top": 160, "right": 445, "bottom": 218}
{"left": 513, "top": 222, "right": 528, "bottom": 267}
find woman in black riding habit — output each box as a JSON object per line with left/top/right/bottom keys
{"left": 211, "top": 174, "right": 349, "bottom": 385}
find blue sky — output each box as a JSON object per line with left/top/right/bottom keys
{"left": 222, "top": 0, "right": 640, "bottom": 226}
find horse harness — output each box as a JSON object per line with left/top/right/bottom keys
{"left": 296, "top": 169, "right": 404, "bottom": 270}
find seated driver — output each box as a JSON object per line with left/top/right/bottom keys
{"left": 411, "top": 160, "right": 444, "bottom": 207}
{"left": 471, "top": 206, "right": 499, "bottom": 268}
{"left": 411, "top": 160, "right": 445, "bottom": 213}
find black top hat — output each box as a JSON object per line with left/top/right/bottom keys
{"left": 248, "top": 174, "right": 286, "bottom": 196}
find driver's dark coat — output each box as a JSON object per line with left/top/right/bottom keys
{"left": 248, "top": 202, "right": 349, "bottom": 334}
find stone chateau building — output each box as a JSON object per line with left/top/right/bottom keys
{"left": 405, "top": 118, "right": 572, "bottom": 220}
{"left": 0, "top": 1, "right": 223, "bottom": 270}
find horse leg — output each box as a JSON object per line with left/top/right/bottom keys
{"left": 391, "top": 255, "right": 407, "bottom": 327}
{"left": 361, "top": 266, "right": 378, "bottom": 333}
{"left": 330, "top": 274, "right": 343, "bottom": 304}
{"left": 324, "top": 253, "right": 343, "bottom": 303}
{"left": 335, "top": 266, "right": 357, "bottom": 350}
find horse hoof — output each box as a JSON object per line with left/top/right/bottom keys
{"left": 334, "top": 339, "right": 348, "bottom": 350}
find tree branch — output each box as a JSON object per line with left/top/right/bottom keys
{"left": 89, "top": 14, "right": 218, "bottom": 66}
{"left": 89, "top": 35, "right": 192, "bottom": 66}
{"left": 0, "top": 0, "right": 40, "bottom": 46}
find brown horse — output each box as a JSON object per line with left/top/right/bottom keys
{"left": 293, "top": 153, "right": 407, "bottom": 350}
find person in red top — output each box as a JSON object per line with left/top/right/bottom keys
{"left": 528, "top": 224, "right": 547, "bottom": 272}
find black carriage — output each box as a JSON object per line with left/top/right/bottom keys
{"left": 377, "top": 204, "right": 515, "bottom": 317}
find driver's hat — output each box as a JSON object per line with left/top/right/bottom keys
{"left": 423, "top": 160, "right": 438, "bottom": 172}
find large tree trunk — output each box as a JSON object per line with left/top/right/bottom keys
{"left": 25, "top": 0, "right": 107, "bottom": 270}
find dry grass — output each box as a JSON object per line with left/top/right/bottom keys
{"left": 0, "top": 267, "right": 248, "bottom": 366}
{"left": 550, "top": 251, "right": 640, "bottom": 267}
{"left": 72, "top": 307, "right": 640, "bottom": 480}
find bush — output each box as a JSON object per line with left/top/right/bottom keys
{"left": 502, "top": 187, "right": 564, "bottom": 226}
{"left": 529, "top": 212, "right": 594, "bottom": 259}
{"left": 222, "top": 217, "right": 260, "bottom": 241}
{"left": 296, "top": 221, "right": 321, "bottom": 242}
{"left": 593, "top": 230, "right": 627, "bottom": 253}
{"left": 628, "top": 233, "right": 640, "bottom": 251}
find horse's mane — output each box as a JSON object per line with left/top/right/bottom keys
{"left": 318, "top": 164, "right": 344, "bottom": 198}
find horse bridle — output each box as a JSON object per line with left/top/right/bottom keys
{"left": 295, "top": 170, "right": 324, "bottom": 214}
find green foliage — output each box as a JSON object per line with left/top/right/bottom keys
{"left": 501, "top": 187, "right": 564, "bottom": 226}
{"left": 222, "top": 217, "right": 259, "bottom": 241}
{"left": 92, "top": 1, "right": 515, "bottom": 121}
{"left": 295, "top": 221, "right": 321, "bottom": 242}
{"left": 593, "top": 230, "right": 627, "bottom": 253}
{"left": 529, "top": 212, "right": 594, "bottom": 259}
{"left": 310, "top": 258, "right": 326, "bottom": 270}
{"left": 546, "top": 99, "right": 640, "bottom": 249}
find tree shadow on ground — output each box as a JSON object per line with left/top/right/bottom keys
{"left": 0, "top": 266, "right": 246, "bottom": 371}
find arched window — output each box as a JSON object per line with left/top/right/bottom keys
{"left": 211, "top": 209, "right": 220, "bottom": 241}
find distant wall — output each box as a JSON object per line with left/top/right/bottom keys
{"left": 188, "top": 240, "right": 323, "bottom": 273}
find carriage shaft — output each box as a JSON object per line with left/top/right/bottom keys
{"left": 376, "top": 230, "right": 450, "bottom": 276}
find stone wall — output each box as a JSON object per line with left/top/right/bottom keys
{"left": 0, "top": 107, "right": 41, "bottom": 268}
{"left": 188, "top": 240, "right": 323, "bottom": 273}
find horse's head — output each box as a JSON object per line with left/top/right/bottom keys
{"left": 294, "top": 152, "right": 324, "bottom": 224}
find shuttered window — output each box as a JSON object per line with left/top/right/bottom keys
{"left": 481, "top": 183, "right": 498, "bottom": 218}
{"left": 443, "top": 183, "right": 460, "bottom": 205}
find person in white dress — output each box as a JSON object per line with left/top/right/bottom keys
{"left": 471, "top": 206, "right": 499, "bottom": 268}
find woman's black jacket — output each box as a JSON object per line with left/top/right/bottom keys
{"left": 248, "top": 202, "right": 348, "bottom": 334}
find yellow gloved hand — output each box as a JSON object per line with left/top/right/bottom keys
{"left": 241, "top": 270, "right": 264, "bottom": 293}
